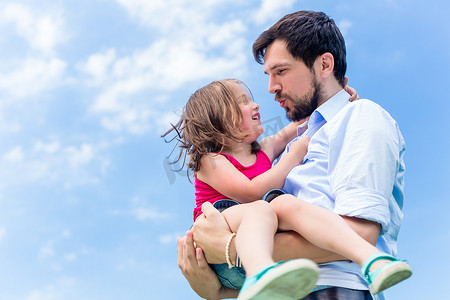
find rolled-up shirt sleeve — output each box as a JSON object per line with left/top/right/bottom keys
{"left": 326, "top": 100, "right": 404, "bottom": 234}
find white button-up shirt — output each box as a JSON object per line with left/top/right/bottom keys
{"left": 279, "top": 89, "right": 406, "bottom": 292}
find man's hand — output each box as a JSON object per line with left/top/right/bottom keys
{"left": 177, "top": 230, "right": 223, "bottom": 299}
{"left": 193, "top": 202, "right": 233, "bottom": 264}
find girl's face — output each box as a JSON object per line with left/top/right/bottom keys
{"left": 233, "top": 84, "right": 264, "bottom": 143}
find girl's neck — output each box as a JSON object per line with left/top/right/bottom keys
{"left": 222, "top": 141, "right": 257, "bottom": 167}
{"left": 222, "top": 141, "right": 253, "bottom": 158}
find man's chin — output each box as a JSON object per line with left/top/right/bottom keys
{"left": 285, "top": 109, "right": 294, "bottom": 121}
{"left": 286, "top": 111, "right": 302, "bottom": 122}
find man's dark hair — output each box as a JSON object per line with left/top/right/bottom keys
{"left": 253, "top": 11, "right": 347, "bottom": 87}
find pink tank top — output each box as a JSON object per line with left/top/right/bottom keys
{"left": 193, "top": 150, "right": 272, "bottom": 220}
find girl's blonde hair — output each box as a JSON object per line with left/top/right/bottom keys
{"left": 162, "top": 79, "right": 261, "bottom": 178}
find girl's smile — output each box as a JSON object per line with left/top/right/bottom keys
{"left": 233, "top": 84, "right": 264, "bottom": 142}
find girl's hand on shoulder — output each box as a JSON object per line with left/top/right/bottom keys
{"left": 288, "top": 136, "right": 310, "bottom": 163}
{"left": 345, "top": 85, "right": 359, "bottom": 101}
{"left": 296, "top": 118, "right": 309, "bottom": 137}
{"left": 344, "top": 76, "right": 359, "bottom": 102}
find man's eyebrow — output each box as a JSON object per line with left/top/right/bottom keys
{"left": 264, "top": 63, "right": 290, "bottom": 74}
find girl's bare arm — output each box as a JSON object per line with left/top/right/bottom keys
{"left": 197, "top": 136, "right": 309, "bottom": 203}
{"left": 259, "top": 120, "right": 308, "bottom": 161}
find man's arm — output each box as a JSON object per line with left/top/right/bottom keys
{"left": 181, "top": 203, "right": 381, "bottom": 299}
{"left": 272, "top": 216, "right": 380, "bottom": 263}
{"left": 177, "top": 229, "right": 239, "bottom": 299}
{"left": 192, "top": 202, "right": 381, "bottom": 265}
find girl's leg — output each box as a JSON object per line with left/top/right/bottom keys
{"left": 221, "top": 200, "right": 278, "bottom": 277}
{"left": 271, "top": 196, "right": 412, "bottom": 294}
{"left": 222, "top": 200, "right": 320, "bottom": 299}
{"left": 270, "top": 194, "right": 380, "bottom": 269}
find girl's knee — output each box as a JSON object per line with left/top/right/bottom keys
{"left": 252, "top": 199, "right": 274, "bottom": 212}
{"left": 270, "top": 194, "right": 301, "bottom": 215}
{"left": 250, "top": 200, "right": 277, "bottom": 219}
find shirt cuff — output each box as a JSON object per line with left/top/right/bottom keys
{"left": 334, "top": 189, "right": 390, "bottom": 233}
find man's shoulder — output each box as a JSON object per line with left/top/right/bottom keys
{"left": 323, "top": 98, "right": 401, "bottom": 140}
{"left": 334, "top": 98, "right": 394, "bottom": 123}
{"left": 346, "top": 98, "right": 385, "bottom": 111}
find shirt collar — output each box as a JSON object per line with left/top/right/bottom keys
{"left": 315, "top": 89, "right": 350, "bottom": 123}
{"left": 300, "top": 89, "right": 350, "bottom": 137}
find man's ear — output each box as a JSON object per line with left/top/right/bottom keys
{"left": 318, "top": 52, "right": 334, "bottom": 78}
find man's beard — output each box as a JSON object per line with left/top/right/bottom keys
{"left": 279, "top": 78, "right": 322, "bottom": 122}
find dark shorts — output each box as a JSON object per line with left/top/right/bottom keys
{"left": 210, "top": 189, "right": 285, "bottom": 289}
{"left": 302, "top": 287, "right": 373, "bottom": 300}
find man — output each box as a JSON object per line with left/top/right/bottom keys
{"left": 177, "top": 10, "right": 405, "bottom": 300}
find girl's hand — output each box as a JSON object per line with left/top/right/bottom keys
{"left": 288, "top": 136, "right": 310, "bottom": 164}
{"left": 193, "top": 202, "right": 233, "bottom": 264}
{"left": 345, "top": 85, "right": 359, "bottom": 101}
{"left": 296, "top": 117, "right": 309, "bottom": 137}
{"left": 344, "top": 76, "right": 359, "bottom": 101}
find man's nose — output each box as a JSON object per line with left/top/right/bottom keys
{"left": 268, "top": 76, "right": 281, "bottom": 94}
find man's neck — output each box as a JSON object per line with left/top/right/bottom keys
{"left": 317, "top": 78, "right": 344, "bottom": 108}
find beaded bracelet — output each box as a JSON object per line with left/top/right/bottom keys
{"left": 225, "top": 232, "right": 237, "bottom": 269}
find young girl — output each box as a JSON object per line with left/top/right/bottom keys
{"left": 164, "top": 79, "right": 411, "bottom": 300}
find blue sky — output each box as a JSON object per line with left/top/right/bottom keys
{"left": 0, "top": 0, "right": 448, "bottom": 299}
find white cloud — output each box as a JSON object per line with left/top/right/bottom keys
{"left": 77, "top": 48, "right": 117, "bottom": 86}
{"left": 252, "top": 0, "right": 296, "bottom": 25}
{"left": 39, "top": 241, "right": 55, "bottom": 260}
{"left": 109, "top": 197, "right": 172, "bottom": 221}
{"left": 159, "top": 232, "right": 181, "bottom": 245}
{"left": 63, "top": 253, "right": 77, "bottom": 262}
{"left": 79, "top": 2, "right": 249, "bottom": 135}
{"left": 61, "top": 229, "right": 71, "bottom": 239}
{"left": 131, "top": 207, "right": 171, "bottom": 221}
{"left": 65, "top": 144, "right": 95, "bottom": 169}
{"left": 0, "top": 139, "right": 110, "bottom": 190}
{"left": 34, "top": 140, "right": 61, "bottom": 154}
{"left": 116, "top": 256, "right": 152, "bottom": 272}
{"left": 2, "top": 146, "right": 24, "bottom": 163}
{"left": 0, "top": 57, "right": 67, "bottom": 99}
{"left": 26, "top": 277, "right": 76, "bottom": 300}
{"left": 155, "top": 110, "right": 180, "bottom": 134}
{"left": 0, "top": 3, "right": 69, "bottom": 140}
{"left": 338, "top": 19, "right": 353, "bottom": 37}
{"left": 115, "top": 0, "right": 229, "bottom": 33}
{"left": 0, "top": 112, "right": 21, "bottom": 134}
{"left": 0, "top": 3, "right": 66, "bottom": 55}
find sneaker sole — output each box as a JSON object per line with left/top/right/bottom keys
{"left": 369, "top": 261, "right": 412, "bottom": 294}
{"left": 238, "top": 259, "right": 319, "bottom": 300}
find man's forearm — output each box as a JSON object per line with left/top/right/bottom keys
{"left": 273, "top": 231, "right": 347, "bottom": 263}
{"left": 196, "top": 202, "right": 381, "bottom": 266}
{"left": 219, "top": 230, "right": 346, "bottom": 265}
{"left": 274, "top": 216, "right": 380, "bottom": 263}
{"left": 231, "top": 216, "right": 380, "bottom": 264}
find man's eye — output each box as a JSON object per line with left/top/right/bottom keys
{"left": 278, "top": 69, "right": 286, "bottom": 75}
